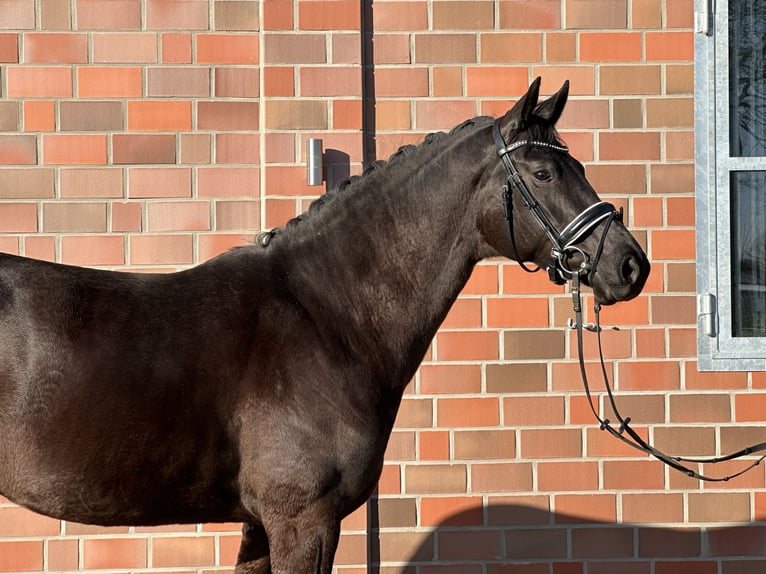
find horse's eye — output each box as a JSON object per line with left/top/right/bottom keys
{"left": 533, "top": 169, "right": 551, "bottom": 181}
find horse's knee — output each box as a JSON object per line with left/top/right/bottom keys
{"left": 236, "top": 523, "right": 271, "bottom": 574}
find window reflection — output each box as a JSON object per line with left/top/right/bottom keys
{"left": 729, "top": 2, "right": 766, "bottom": 337}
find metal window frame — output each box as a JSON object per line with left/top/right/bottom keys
{"left": 695, "top": 0, "right": 766, "bottom": 370}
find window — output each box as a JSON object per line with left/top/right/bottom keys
{"left": 696, "top": 0, "right": 766, "bottom": 370}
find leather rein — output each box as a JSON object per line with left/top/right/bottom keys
{"left": 493, "top": 118, "right": 766, "bottom": 482}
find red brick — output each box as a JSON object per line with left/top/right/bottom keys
{"left": 198, "top": 167, "right": 260, "bottom": 198}
{"left": 419, "top": 364, "right": 482, "bottom": 395}
{"left": 7, "top": 67, "right": 72, "bottom": 97}
{"left": 0, "top": 135, "right": 36, "bottom": 165}
{"left": 113, "top": 134, "right": 176, "bottom": 165}
{"left": 580, "top": 32, "right": 641, "bottom": 62}
{"left": 199, "top": 101, "right": 259, "bottom": 131}
{"left": 374, "top": 68, "right": 429, "bottom": 97}
{"left": 471, "top": 462, "right": 533, "bottom": 492}
{"left": 420, "top": 496, "right": 483, "bottom": 527}
{"left": 414, "top": 100, "right": 477, "bottom": 131}
{"left": 539, "top": 461, "right": 599, "bottom": 492}
{"left": 23, "top": 32, "right": 87, "bottom": 63}
{"left": 651, "top": 229, "right": 695, "bottom": 260}
{"left": 566, "top": 0, "right": 628, "bottom": 29}
{"left": 215, "top": 1, "right": 259, "bottom": 31}
{"left": 415, "top": 33, "right": 476, "bottom": 64}
{"left": 499, "top": 0, "right": 561, "bottom": 29}
{"left": 299, "top": 0, "right": 360, "bottom": 30}
{"left": 0, "top": 168, "right": 55, "bottom": 198}
{"left": 555, "top": 493, "right": 616, "bottom": 522}
{"left": 47, "top": 539, "right": 79, "bottom": 571}
{"left": 146, "top": 0, "right": 208, "bottom": 29}
{"left": 216, "top": 133, "right": 260, "bottom": 165}
{"left": 215, "top": 67, "right": 260, "bottom": 98}
{"left": 128, "top": 167, "right": 191, "bottom": 198}
{"left": 0, "top": 506, "right": 59, "bottom": 536}
{"left": 76, "top": 0, "right": 141, "bottom": 29}
{"left": 441, "top": 298, "right": 482, "bottom": 330}
{"left": 520, "top": 428, "right": 581, "bottom": 459}
{"left": 147, "top": 201, "right": 210, "bottom": 232}
{"left": 453, "top": 429, "right": 516, "bottom": 460}
{"left": 112, "top": 201, "right": 142, "bottom": 232}
{"left": 0, "top": 33, "right": 18, "bottom": 62}
{"left": 93, "top": 32, "right": 158, "bottom": 63}
{"left": 599, "top": 132, "right": 661, "bottom": 160}
{"left": 299, "top": 67, "right": 362, "bottom": 97}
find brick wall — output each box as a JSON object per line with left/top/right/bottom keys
{"left": 0, "top": 0, "right": 764, "bottom": 573}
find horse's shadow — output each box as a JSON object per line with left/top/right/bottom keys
{"left": 366, "top": 500, "right": 766, "bottom": 572}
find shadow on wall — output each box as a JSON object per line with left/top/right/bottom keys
{"left": 367, "top": 502, "right": 766, "bottom": 573}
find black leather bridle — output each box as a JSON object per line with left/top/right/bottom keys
{"left": 494, "top": 118, "right": 766, "bottom": 482}
{"left": 493, "top": 118, "right": 621, "bottom": 286}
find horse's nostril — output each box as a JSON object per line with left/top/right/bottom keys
{"left": 622, "top": 255, "right": 641, "bottom": 285}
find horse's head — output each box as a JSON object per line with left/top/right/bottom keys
{"left": 479, "top": 77, "right": 650, "bottom": 305}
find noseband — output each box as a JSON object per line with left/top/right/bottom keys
{"left": 494, "top": 118, "right": 766, "bottom": 482}
{"left": 492, "top": 119, "right": 621, "bottom": 286}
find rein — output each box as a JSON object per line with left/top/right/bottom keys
{"left": 493, "top": 118, "right": 766, "bottom": 482}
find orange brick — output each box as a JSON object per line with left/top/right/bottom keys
{"left": 47, "top": 539, "right": 79, "bottom": 571}
{"left": 466, "top": 66, "right": 529, "bottom": 97}
{"left": 486, "top": 297, "right": 549, "bottom": 328}
{"left": 83, "top": 538, "right": 147, "bottom": 569}
{"left": 160, "top": 32, "right": 192, "bottom": 64}
{"left": 437, "top": 397, "right": 500, "bottom": 427}
{"left": 215, "top": 200, "right": 261, "bottom": 231}
{"left": 60, "top": 235, "right": 125, "bottom": 266}
{"left": 555, "top": 493, "right": 616, "bottom": 522}
{"left": 436, "top": 330, "right": 498, "bottom": 361}
{"left": 216, "top": 133, "right": 260, "bottom": 165}
{"left": 197, "top": 33, "right": 259, "bottom": 64}
{"left": 651, "top": 229, "right": 695, "bottom": 260}
{"left": 43, "top": 134, "right": 107, "bottom": 165}
{"left": 129, "top": 234, "right": 193, "bottom": 266}
{"left": 77, "top": 67, "right": 142, "bottom": 97}
{"left": 419, "top": 430, "right": 450, "bottom": 461}
{"left": 198, "top": 233, "right": 253, "bottom": 262}
{"left": 263, "top": 0, "right": 293, "bottom": 30}
{"left": 420, "top": 496, "right": 483, "bottom": 527}
{"left": 23, "top": 100, "right": 55, "bottom": 131}
{"left": 0, "top": 506, "right": 59, "bottom": 537}
{"left": 646, "top": 31, "right": 694, "bottom": 61}
{"left": 0, "top": 540, "right": 43, "bottom": 572}
{"left": 373, "top": 1, "right": 428, "bottom": 31}
{"left": 151, "top": 536, "right": 215, "bottom": 568}
{"left": 618, "top": 360, "right": 680, "bottom": 391}
{"left": 127, "top": 100, "right": 192, "bottom": 131}
{"left": 580, "top": 32, "right": 641, "bottom": 62}
{"left": 599, "top": 132, "right": 660, "bottom": 160}
{"left": 333, "top": 99, "right": 362, "bottom": 130}
{"left": 603, "top": 460, "right": 665, "bottom": 490}
{"left": 623, "top": 493, "right": 684, "bottom": 523}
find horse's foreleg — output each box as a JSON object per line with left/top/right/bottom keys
{"left": 264, "top": 499, "right": 340, "bottom": 574}
{"left": 235, "top": 522, "right": 271, "bottom": 574}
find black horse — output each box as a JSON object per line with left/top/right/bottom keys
{"left": 0, "top": 79, "right": 649, "bottom": 573}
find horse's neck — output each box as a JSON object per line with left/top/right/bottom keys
{"left": 276, "top": 142, "right": 488, "bottom": 387}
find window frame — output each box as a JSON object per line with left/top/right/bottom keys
{"left": 695, "top": 0, "right": 766, "bottom": 371}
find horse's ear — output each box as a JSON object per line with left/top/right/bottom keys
{"left": 499, "top": 76, "right": 541, "bottom": 132}
{"left": 532, "top": 80, "right": 569, "bottom": 126}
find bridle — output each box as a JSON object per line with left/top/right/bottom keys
{"left": 494, "top": 118, "right": 766, "bottom": 482}
{"left": 492, "top": 119, "right": 621, "bottom": 286}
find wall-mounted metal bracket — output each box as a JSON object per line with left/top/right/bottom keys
{"left": 307, "top": 138, "right": 324, "bottom": 186}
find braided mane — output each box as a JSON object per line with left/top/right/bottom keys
{"left": 258, "top": 117, "right": 492, "bottom": 247}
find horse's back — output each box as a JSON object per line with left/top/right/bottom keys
{"left": 0, "top": 249, "right": 276, "bottom": 525}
